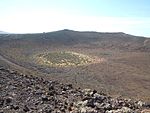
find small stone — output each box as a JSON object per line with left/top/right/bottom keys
{"left": 103, "top": 103, "right": 111, "bottom": 110}
{"left": 5, "top": 97, "right": 12, "bottom": 104}
{"left": 141, "top": 109, "right": 150, "bottom": 113}
{"left": 121, "top": 107, "right": 133, "bottom": 112}
{"left": 23, "top": 105, "right": 30, "bottom": 112}
{"left": 93, "top": 93, "right": 106, "bottom": 102}
{"left": 35, "top": 89, "right": 43, "bottom": 95}
{"left": 82, "top": 100, "right": 88, "bottom": 107}
{"left": 9, "top": 70, "right": 17, "bottom": 74}
{"left": 82, "top": 89, "right": 92, "bottom": 96}
{"left": 49, "top": 85, "right": 54, "bottom": 90}
{"left": 94, "top": 102, "right": 102, "bottom": 109}
{"left": 61, "top": 91, "right": 66, "bottom": 94}
{"left": 0, "top": 99, "right": 4, "bottom": 107}
{"left": 86, "top": 99, "right": 95, "bottom": 108}
{"left": 137, "top": 101, "right": 144, "bottom": 107}
{"left": 68, "top": 106, "right": 72, "bottom": 111}
{"left": 107, "top": 107, "right": 133, "bottom": 113}
{"left": 144, "top": 102, "right": 150, "bottom": 108}
{"left": 93, "top": 90, "right": 97, "bottom": 95}
{"left": 41, "top": 95, "right": 49, "bottom": 101}
{"left": 47, "top": 90, "right": 55, "bottom": 96}
{"left": 80, "top": 107, "right": 98, "bottom": 113}
{"left": 60, "top": 107, "right": 65, "bottom": 112}
{"left": 12, "top": 105, "right": 19, "bottom": 110}
{"left": 76, "top": 101, "right": 84, "bottom": 107}
{"left": 80, "top": 107, "right": 87, "bottom": 113}
{"left": 67, "top": 84, "right": 72, "bottom": 88}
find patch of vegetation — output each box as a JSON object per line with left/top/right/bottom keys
{"left": 36, "top": 51, "right": 93, "bottom": 67}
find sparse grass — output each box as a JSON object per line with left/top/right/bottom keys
{"left": 36, "top": 51, "right": 94, "bottom": 67}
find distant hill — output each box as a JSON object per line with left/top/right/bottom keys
{"left": 0, "top": 29, "right": 149, "bottom": 51}
{"left": 0, "top": 31, "right": 10, "bottom": 34}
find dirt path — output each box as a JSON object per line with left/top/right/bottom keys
{"left": 0, "top": 54, "right": 23, "bottom": 69}
{"left": 0, "top": 54, "right": 38, "bottom": 75}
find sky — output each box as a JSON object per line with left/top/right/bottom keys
{"left": 0, "top": 0, "right": 150, "bottom": 37}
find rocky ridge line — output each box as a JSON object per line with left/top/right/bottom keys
{"left": 0, "top": 67, "right": 149, "bottom": 113}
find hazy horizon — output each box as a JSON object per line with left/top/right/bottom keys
{"left": 0, "top": 0, "right": 150, "bottom": 37}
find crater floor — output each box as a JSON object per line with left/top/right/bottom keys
{"left": 35, "top": 51, "right": 98, "bottom": 67}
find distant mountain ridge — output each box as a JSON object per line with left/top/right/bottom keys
{"left": 0, "top": 29, "right": 150, "bottom": 51}
{"left": 0, "top": 31, "right": 10, "bottom": 34}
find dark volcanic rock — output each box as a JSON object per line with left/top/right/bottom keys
{"left": 0, "top": 66, "right": 149, "bottom": 113}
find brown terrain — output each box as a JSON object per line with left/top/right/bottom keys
{"left": 0, "top": 29, "right": 150, "bottom": 104}
{"left": 1, "top": 67, "right": 150, "bottom": 113}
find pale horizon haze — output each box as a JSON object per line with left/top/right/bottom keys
{"left": 0, "top": 0, "right": 150, "bottom": 37}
